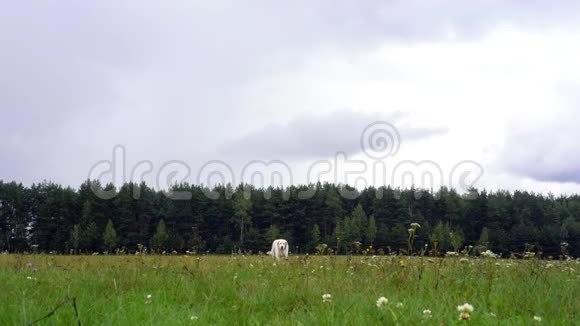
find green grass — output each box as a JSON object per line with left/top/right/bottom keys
{"left": 0, "top": 254, "right": 578, "bottom": 325}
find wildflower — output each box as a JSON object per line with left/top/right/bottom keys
{"left": 26, "top": 262, "right": 33, "bottom": 268}
{"left": 460, "top": 258, "right": 469, "bottom": 263}
{"left": 411, "top": 222, "right": 421, "bottom": 229}
{"left": 446, "top": 251, "right": 459, "bottom": 257}
{"left": 457, "top": 303, "right": 474, "bottom": 320}
{"left": 459, "top": 312, "right": 471, "bottom": 320}
{"left": 423, "top": 309, "right": 432, "bottom": 318}
{"left": 190, "top": 316, "right": 199, "bottom": 321}
{"left": 481, "top": 250, "right": 498, "bottom": 258}
{"left": 490, "top": 313, "right": 496, "bottom": 318}
{"left": 322, "top": 294, "right": 332, "bottom": 303}
{"left": 457, "top": 303, "right": 474, "bottom": 313}
{"left": 533, "top": 316, "right": 542, "bottom": 322}
{"left": 26, "top": 276, "right": 37, "bottom": 281}
{"left": 145, "top": 294, "right": 152, "bottom": 304}
{"left": 376, "top": 297, "right": 388, "bottom": 308}
{"left": 395, "top": 302, "right": 404, "bottom": 308}
{"left": 545, "top": 263, "right": 554, "bottom": 269}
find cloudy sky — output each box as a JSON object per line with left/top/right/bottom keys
{"left": 2, "top": 0, "right": 580, "bottom": 194}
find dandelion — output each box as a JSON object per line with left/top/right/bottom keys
{"left": 322, "top": 294, "right": 332, "bottom": 303}
{"left": 423, "top": 309, "right": 432, "bottom": 318}
{"left": 457, "top": 303, "right": 474, "bottom": 320}
{"left": 145, "top": 294, "right": 152, "bottom": 304}
{"left": 533, "top": 316, "right": 542, "bottom": 322}
{"left": 376, "top": 297, "right": 388, "bottom": 308}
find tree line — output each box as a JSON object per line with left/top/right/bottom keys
{"left": 0, "top": 180, "right": 578, "bottom": 256}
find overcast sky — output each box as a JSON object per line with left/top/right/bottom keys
{"left": 2, "top": 1, "right": 580, "bottom": 194}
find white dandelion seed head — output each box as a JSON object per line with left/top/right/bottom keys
{"left": 423, "top": 309, "right": 432, "bottom": 318}
{"left": 147, "top": 294, "right": 152, "bottom": 299}
{"left": 534, "top": 316, "right": 542, "bottom": 322}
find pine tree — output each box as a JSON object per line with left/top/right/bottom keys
{"left": 69, "top": 224, "right": 80, "bottom": 253}
{"left": 103, "top": 219, "right": 117, "bottom": 252}
{"left": 151, "top": 219, "right": 169, "bottom": 251}
{"left": 233, "top": 190, "right": 252, "bottom": 247}
{"left": 368, "top": 215, "right": 377, "bottom": 245}
{"left": 265, "top": 224, "right": 280, "bottom": 243}
{"left": 311, "top": 224, "right": 320, "bottom": 246}
{"left": 80, "top": 222, "right": 100, "bottom": 252}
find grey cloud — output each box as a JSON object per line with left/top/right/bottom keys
{"left": 1, "top": 0, "right": 579, "bottom": 185}
{"left": 501, "top": 102, "right": 580, "bottom": 184}
{"left": 219, "top": 111, "right": 446, "bottom": 160}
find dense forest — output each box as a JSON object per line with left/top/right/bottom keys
{"left": 0, "top": 180, "right": 578, "bottom": 257}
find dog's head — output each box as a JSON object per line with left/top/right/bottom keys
{"left": 278, "top": 241, "right": 287, "bottom": 252}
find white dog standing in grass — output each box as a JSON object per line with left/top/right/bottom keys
{"left": 269, "top": 239, "right": 289, "bottom": 260}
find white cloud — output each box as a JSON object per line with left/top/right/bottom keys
{"left": 237, "top": 24, "right": 580, "bottom": 193}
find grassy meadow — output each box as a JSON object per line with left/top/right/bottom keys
{"left": 0, "top": 254, "right": 578, "bottom": 325}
